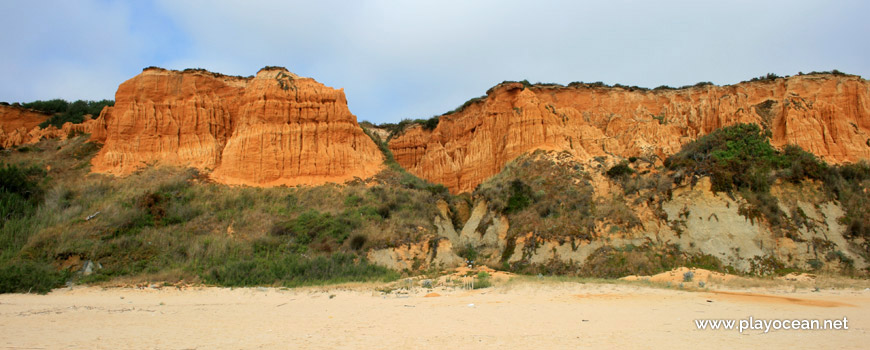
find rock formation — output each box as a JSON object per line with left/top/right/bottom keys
{"left": 0, "top": 105, "right": 50, "bottom": 148}
{"left": 389, "top": 74, "right": 870, "bottom": 193}
{"left": 91, "top": 67, "right": 383, "bottom": 186}
{"left": 0, "top": 104, "right": 108, "bottom": 149}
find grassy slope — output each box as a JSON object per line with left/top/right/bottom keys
{"left": 0, "top": 135, "right": 454, "bottom": 292}
{"left": 1, "top": 123, "right": 867, "bottom": 293}
{"left": 472, "top": 124, "right": 869, "bottom": 277}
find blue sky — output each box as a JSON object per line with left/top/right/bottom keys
{"left": 1, "top": 0, "right": 868, "bottom": 124}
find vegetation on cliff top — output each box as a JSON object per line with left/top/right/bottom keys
{"left": 368, "top": 70, "right": 860, "bottom": 142}
{"left": 6, "top": 99, "right": 115, "bottom": 129}
{"left": 364, "top": 115, "right": 442, "bottom": 141}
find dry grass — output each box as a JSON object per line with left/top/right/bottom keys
{"left": 1, "top": 135, "right": 442, "bottom": 288}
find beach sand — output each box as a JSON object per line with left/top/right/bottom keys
{"left": 1, "top": 279, "right": 868, "bottom": 349}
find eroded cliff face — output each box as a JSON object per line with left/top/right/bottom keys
{"left": 91, "top": 67, "right": 383, "bottom": 186}
{"left": 0, "top": 105, "right": 49, "bottom": 148}
{"left": 389, "top": 75, "right": 870, "bottom": 193}
{"left": 0, "top": 105, "right": 104, "bottom": 148}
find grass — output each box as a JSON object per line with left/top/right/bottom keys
{"left": 1, "top": 122, "right": 866, "bottom": 292}
{"left": 665, "top": 123, "right": 870, "bottom": 242}
{"left": 0, "top": 260, "right": 69, "bottom": 294}
{"left": 473, "top": 271, "right": 492, "bottom": 289}
{"left": 204, "top": 253, "right": 399, "bottom": 288}
{"left": 476, "top": 150, "right": 640, "bottom": 264}
{"left": 0, "top": 134, "right": 439, "bottom": 293}
{"left": 471, "top": 125, "right": 867, "bottom": 277}
{"left": 361, "top": 126, "right": 450, "bottom": 197}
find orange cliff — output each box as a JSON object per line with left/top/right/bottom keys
{"left": 0, "top": 104, "right": 102, "bottom": 148}
{"left": 91, "top": 67, "right": 383, "bottom": 186}
{"left": 0, "top": 105, "right": 50, "bottom": 148}
{"left": 389, "top": 74, "right": 870, "bottom": 194}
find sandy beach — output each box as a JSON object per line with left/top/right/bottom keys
{"left": 1, "top": 276, "right": 868, "bottom": 350}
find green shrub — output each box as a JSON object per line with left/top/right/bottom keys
{"left": 473, "top": 271, "right": 492, "bottom": 289}
{"left": 748, "top": 73, "right": 781, "bottom": 82}
{"left": 377, "top": 115, "right": 442, "bottom": 139}
{"left": 662, "top": 124, "right": 869, "bottom": 234}
{"left": 21, "top": 99, "right": 69, "bottom": 114}
{"left": 606, "top": 162, "right": 635, "bottom": 179}
{"left": 821, "top": 162, "right": 870, "bottom": 240}
{"left": 779, "top": 145, "right": 827, "bottom": 183}
{"left": 576, "top": 244, "right": 727, "bottom": 278}
{"left": 476, "top": 152, "right": 602, "bottom": 244}
{"left": 665, "top": 124, "right": 793, "bottom": 224}
{"left": 457, "top": 243, "right": 478, "bottom": 261}
{"left": 349, "top": 234, "right": 367, "bottom": 251}
{"left": 666, "top": 123, "right": 780, "bottom": 191}
{"left": 826, "top": 250, "right": 855, "bottom": 269}
{"left": 271, "top": 210, "right": 356, "bottom": 245}
{"left": 443, "top": 96, "right": 486, "bottom": 116}
{"left": 28, "top": 99, "right": 114, "bottom": 129}
{"left": 203, "top": 253, "right": 398, "bottom": 287}
{"left": 0, "top": 163, "right": 46, "bottom": 224}
{"left": 0, "top": 260, "right": 67, "bottom": 294}
{"left": 504, "top": 179, "right": 533, "bottom": 214}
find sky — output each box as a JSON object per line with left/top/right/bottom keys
{"left": 1, "top": 0, "right": 868, "bottom": 124}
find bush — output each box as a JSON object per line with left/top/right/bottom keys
{"left": 378, "top": 115, "right": 442, "bottom": 139}
{"left": 606, "top": 162, "right": 635, "bottom": 179}
{"left": 473, "top": 271, "right": 492, "bottom": 289}
{"left": 0, "top": 260, "right": 67, "bottom": 294}
{"left": 664, "top": 124, "right": 848, "bottom": 228}
{"left": 779, "top": 145, "right": 827, "bottom": 183}
{"left": 475, "top": 152, "right": 602, "bottom": 245}
{"left": 666, "top": 124, "right": 783, "bottom": 193}
{"left": 667, "top": 124, "right": 869, "bottom": 241}
{"left": 504, "top": 179, "right": 533, "bottom": 214}
{"left": 271, "top": 210, "right": 357, "bottom": 245}
{"left": 683, "top": 270, "right": 694, "bottom": 282}
{"left": 457, "top": 243, "right": 478, "bottom": 262}
{"left": 443, "top": 96, "right": 486, "bottom": 116}
{"left": 349, "top": 234, "right": 367, "bottom": 251}
{"left": 27, "top": 99, "right": 114, "bottom": 129}
{"left": 749, "top": 73, "right": 781, "bottom": 82}
{"left": 819, "top": 162, "right": 870, "bottom": 240}
{"left": 204, "top": 253, "right": 398, "bottom": 287}
{"left": 0, "top": 163, "right": 46, "bottom": 223}
{"left": 21, "top": 99, "right": 69, "bottom": 114}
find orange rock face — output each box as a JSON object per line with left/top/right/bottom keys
{"left": 0, "top": 105, "right": 50, "bottom": 148}
{"left": 389, "top": 75, "right": 870, "bottom": 193}
{"left": 91, "top": 67, "right": 383, "bottom": 186}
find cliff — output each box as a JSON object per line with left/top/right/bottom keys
{"left": 389, "top": 74, "right": 870, "bottom": 193}
{"left": 0, "top": 105, "right": 50, "bottom": 148}
{"left": 91, "top": 67, "right": 383, "bottom": 186}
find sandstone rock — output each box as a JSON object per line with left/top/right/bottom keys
{"left": 0, "top": 104, "right": 108, "bottom": 148}
{"left": 389, "top": 75, "right": 870, "bottom": 193}
{"left": 0, "top": 105, "right": 50, "bottom": 148}
{"left": 91, "top": 67, "right": 383, "bottom": 186}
